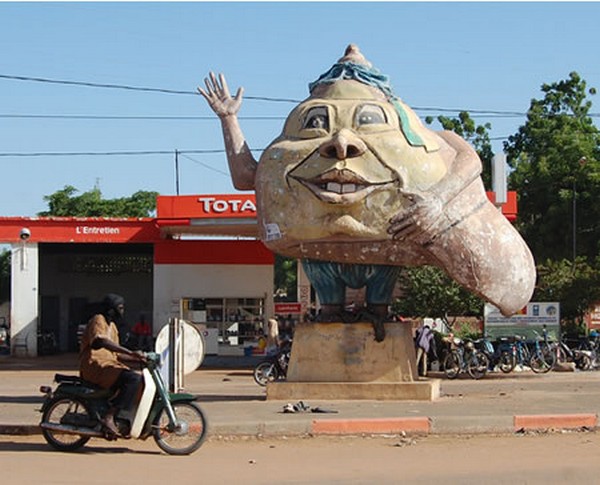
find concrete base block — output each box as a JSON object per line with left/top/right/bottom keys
{"left": 266, "top": 322, "right": 439, "bottom": 401}
{"left": 267, "top": 379, "right": 440, "bottom": 401}
{"left": 287, "top": 321, "right": 418, "bottom": 383}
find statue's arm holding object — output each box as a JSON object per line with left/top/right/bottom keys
{"left": 198, "top": 72, "right": 257, "bottom": 190}
{"left": 388, "top": 130, "right": 483, "bottom": 242}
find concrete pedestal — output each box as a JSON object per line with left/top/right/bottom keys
{"left": 267, "top": 322, "right": 440, "bottom": 401}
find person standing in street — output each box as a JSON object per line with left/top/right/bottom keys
{"left": 415, "top": 324, "right": 435, "bottom": 377}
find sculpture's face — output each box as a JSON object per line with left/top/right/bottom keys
{"left": 255, "top": 80, "right": 448, "bottom": 261}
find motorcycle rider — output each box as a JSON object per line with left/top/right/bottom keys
{"left": 79, "top": 293, "right": 146, "bottom": 436}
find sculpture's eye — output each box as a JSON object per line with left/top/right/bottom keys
{"left": 303, "top": 107, "right": 329, "bottom": 131}
{"left": 355, "top": 104, "right": 387, "bottom": 126}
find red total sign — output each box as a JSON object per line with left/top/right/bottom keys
{"left": 157, "top": 194, "right": 257, "bottom": 219}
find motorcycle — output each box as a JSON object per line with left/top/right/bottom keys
{"left": 253, "top": 342, "right": 291, "bottom": 386}
{"left": 39, "top": 352, "right": 207, "bottom": 455}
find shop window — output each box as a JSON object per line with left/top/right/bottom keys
{"left": 181, "top": 296, "right": 264, "bottom": 346}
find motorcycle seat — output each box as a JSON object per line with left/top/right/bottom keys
{"left": 54, "top": 374, "right": 103, "bottom": 390}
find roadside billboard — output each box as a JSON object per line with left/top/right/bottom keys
{"left": 484, "top": 302, "right": 560, "bottom": 341}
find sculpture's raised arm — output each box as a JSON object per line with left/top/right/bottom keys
{"left": 198, "top": 72, "right": 257, "bottom": 190}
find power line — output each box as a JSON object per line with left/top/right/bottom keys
{"left": 4, "top": 72, "right": 595, "bottom": 117}
{"left": 0, "top": 114, "right": 286, "bottom": 120}
{"left": 179, "top": 153, "right": 230, "bottom": 176}
{"left": 0, "top": 149, "right": 230, "bottom": 157}
{"left": 0, "top": 74, "right": 301, "bottom": 103}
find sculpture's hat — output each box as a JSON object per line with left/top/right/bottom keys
{"left": 309, "top": 44, "right": 438, "bottom": 152}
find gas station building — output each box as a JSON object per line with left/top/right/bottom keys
{"left": 0, "top": 192, "right": 517, "bottom": 357}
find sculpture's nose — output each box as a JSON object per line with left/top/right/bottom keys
{"left": 319, "top": 129, "right": 367, "bottom": 160}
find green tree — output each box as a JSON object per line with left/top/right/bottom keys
{"left": 392, "top": 265, "right": 484, "bottom": 330}
{"left": 274, "top": 255, "right": 297, "bottom": 302}
{"left": 38, "top": 185, "right": 158, "bottom": 218}
{"left": 534, "top": 257, "right": 600, "bottom": 327}
{"left": 504, "top": 71, "right": 600, "bottom": 262}
{"left": 426, "top": 111, "right": 494, "bottom": 189}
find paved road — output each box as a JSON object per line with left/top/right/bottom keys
{"left": 2, "top": 353, "right": 600, "bottom": 437}
{"left": 3, "top": 432, "right": 600, "bottom": 484}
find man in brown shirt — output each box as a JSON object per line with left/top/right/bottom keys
{"left": 79, "top": 293, "right": 145, "bottom": 436}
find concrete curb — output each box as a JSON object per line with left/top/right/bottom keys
{"left": 311, "top": 417, "right": 431, "bottom": 435}
{"left": 3, "top": 413, "right": 599, "bottom": 438}
{"left": 514, "top": 413, "right": 598, "bottom": 431}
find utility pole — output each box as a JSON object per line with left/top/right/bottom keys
{"left": 573, "top": 157, "right": 588, "bottom": 264}
{"left": 175, "top": 149, "right": 180, "bottom": 195}
{"left": 572, "top": 177, "right": 577, "bottom": 264}
{"left": 492, "top": 153, "right": 507, "bottom": 207}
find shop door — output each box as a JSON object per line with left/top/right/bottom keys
{"left": 68, "top": 297, "right": 88, "bottom": 351}
{"left": 40, "top": 295, "right": 60, "bottom": 353}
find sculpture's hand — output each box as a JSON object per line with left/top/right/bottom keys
{"left": 198, "top": 72, "right": 244, "bottom": 118}
{"left": 387, "top": 191, "right": 444, "bottom": 243}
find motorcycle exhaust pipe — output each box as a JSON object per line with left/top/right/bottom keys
{"left": 40, "top": 422, "right": 105, "bottom": 438}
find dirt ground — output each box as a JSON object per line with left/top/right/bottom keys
{"left": 3, "top": 431, "right": 600, "bottom": 484}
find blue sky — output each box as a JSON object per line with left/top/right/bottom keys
{"left": 1, "top": 2, "right": 599, "bottom": 217}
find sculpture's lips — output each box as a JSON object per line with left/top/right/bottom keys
{"left": 290, "top": 168, "right": 395, "bottom": 204}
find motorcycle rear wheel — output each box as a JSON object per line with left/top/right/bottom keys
{"left": 467, "top": 352, "right": 489, "bottom": 379}
{"left": 41, "top": 397, "right": 92, "bottom": 452}
{"left": 253, "top": 361, "right": 280, "bottom": 386}
{"left": 153, "top": 402, "right": 207, "bottom": 455}
{"left": 498, "top": 351, "right": 516, "bottom": 373}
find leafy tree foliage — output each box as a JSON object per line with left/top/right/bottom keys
{"left": 504, "top": 72, "right": 600, "bottom": 262}
{"left": 534, "top": 257, "right": 600, "bottom": 325}
{"left": 38, "top": 185, "right": 158, "bottom": 218}
{"left": 274, "top": 254, "right": 297, "bottom": 302}
{"left": 503, "top": 72, "right": 600, "bottom": 328}
{"left": 392, "top": 265, "right": 484, "bottom": 329}
{"left": 426, "top": 111, "right": 494, "bottom": 189}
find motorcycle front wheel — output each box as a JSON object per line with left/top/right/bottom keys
{"left": 443, "top": 351, "right": 461, "bottom": 379}
{"left": 153, "top": 402, "right": 207, "bottom": 455}
{"left": 253, "top": 361, "right": 280, "bottom": 386}
{"left": 41, "top": 397, "right": 92, "bottom": 452}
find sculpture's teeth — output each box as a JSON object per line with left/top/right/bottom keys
{"left": 327, "top": 182, "right": 342, "bottom": 193}
{"left": 325, "top": 182, "right": 359, "bottom": 194}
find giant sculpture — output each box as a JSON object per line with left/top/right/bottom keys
{"left": 199, "top": 45, "right": 536, "bottom": 344}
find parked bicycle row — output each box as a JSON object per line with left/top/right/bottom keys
{"left": 436, "top": 329, "right": 600, "bottom": 380}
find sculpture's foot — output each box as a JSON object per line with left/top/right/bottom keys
{"left": 314, "top": 304, "right": 391, "bottom": 342}
{"left": 355, "top": 305, "right": 389, "bottom": 342}
{"left": 315, "top": 304, "right": 345, "bottom": 323}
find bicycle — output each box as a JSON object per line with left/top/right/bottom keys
{"left": 443, "top": 337, "right": 489, "bottom": 380}
{"left": 549, "top": 334, "right": 594, "bottom": 371}
{"left": 529, "top": 329, "right": 556, "bottom": 374}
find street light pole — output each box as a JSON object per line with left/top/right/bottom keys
{"left": 572, "top": 177, "right": 577, "bottom": 264}
{"left": 572, "top": 157, "right": 587, "bottom": 265}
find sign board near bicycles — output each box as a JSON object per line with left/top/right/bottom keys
{"left": 484, "top": 302, "right": 560, "bottom": 340}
